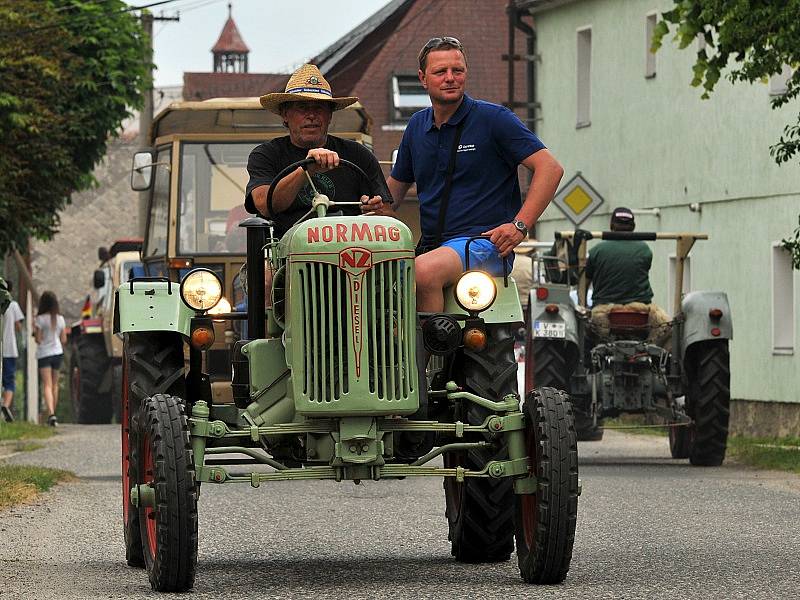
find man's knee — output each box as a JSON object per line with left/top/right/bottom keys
{"left": 415, "top": 249, "right": 462, "bottom": 291}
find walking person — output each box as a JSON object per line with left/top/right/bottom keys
{"left": 2, "top": 281, "right": 24, "bottom": 422}
{"left": 33, "top": 291, "right": 66, "bottom": 426}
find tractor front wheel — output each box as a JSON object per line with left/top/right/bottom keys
{"left": 668, "top": 422, "right": 693, "bottom": 459}
{"left": 514, "top": 387, "right": 579, "bottom": 584}
{"left": 443, "top": 324, "right": 517, "bottom": 562}
{"left": 135, "top": 394, "right": 198, "bottom": 592}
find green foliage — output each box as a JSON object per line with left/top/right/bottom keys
{"left": 653, "top": 1, "right": 800, "bottom": 267}
{"left": 0, "top": 0, "right": 150, "bottom": 256}
{"left": 781, "top": 214, "right": 800, "bottom": 270}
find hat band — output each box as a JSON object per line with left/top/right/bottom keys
{"left": 284, "top": 86, "right": 333, "bottom": 97}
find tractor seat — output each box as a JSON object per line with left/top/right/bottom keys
{"left": 608, "top": 308, "right": 650, "bottom": 339}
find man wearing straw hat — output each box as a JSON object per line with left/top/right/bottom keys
{"left": 245, "top": 64, "right": 390, "bottom": 237}
{"left": 363, "top": 37, "right": 564, "bottom": 313}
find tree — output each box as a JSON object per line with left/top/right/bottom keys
{"left": 0, "top": 0, "right": 149, "bottom": 256}
{"left": 652, "top": 1, "right": 800, "bottom": 267}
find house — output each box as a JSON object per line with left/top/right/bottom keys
{"left": 511, "top": 0, "right": 800, "bottom": 435}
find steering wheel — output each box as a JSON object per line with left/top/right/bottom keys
{"left": 266, "top": 156, "right": 379, "bottom": 222}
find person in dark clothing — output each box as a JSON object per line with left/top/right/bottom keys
{"left": 244, "top": 63, "right": 390, "bottom": 237}
{"left": 586, "top": 207, "right": 670, "bottom": 346}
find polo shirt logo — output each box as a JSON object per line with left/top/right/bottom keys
{"left": 457, "top": 143, "right": 476, "bottom": 153}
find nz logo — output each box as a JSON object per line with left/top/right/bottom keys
{"left": 339, "top": 247, "right": 372, "bottom": 274}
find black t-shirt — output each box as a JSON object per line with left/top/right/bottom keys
{"left": 245, "top": 135, "right": 392, "bottom": 237}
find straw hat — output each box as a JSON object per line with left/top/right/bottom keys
{"left": 259, "top": 64, "right": 358, "bottom": 115}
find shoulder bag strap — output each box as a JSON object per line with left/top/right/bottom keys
{"left": 431, "top": 117, "right": 466, "bottom": 248}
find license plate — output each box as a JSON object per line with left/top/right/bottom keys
{"left": 534, "top": 321, "right": 565, "bottom": 339}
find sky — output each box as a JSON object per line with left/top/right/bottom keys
{"left": 128, "top": 0, "right": 392, "bottom": 88}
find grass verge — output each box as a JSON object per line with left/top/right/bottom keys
{"left": 726, "top": 436, "right": 800, "bottom": 474}
{"left": 0, "top": 464, "right": 75, "bottom": 510}
{"left": 0, "top": 421, "right": 58, "bottom": 442}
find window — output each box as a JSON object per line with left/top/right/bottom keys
{"left": 645, "top": 14, "right": 657, "bottom": 78}
{"left": 668, "top": 255, "right": 692, "bottom": 316}
{"left": 144, "top": 146, "right": 172, "bottom": 258}
{"left": 769, "top": 64, "right": 794, "bottom": 96}
{"left": 772, "top": 244, "right": 795, "bottom": 354}
{"left": 391, "top": 74, "right": 430, "bottom": 122}
{"left": 577, "top": 27, "right": 592, "bottom": 127}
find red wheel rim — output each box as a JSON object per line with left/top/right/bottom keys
{"left": 521, "top": 418, "right": 539, "bottom": 549}
{"left": 121, "top": 362, "right": 130, "bottom": 524}
{"left": 142, "top": 432, "right": 157, "bottom": 556}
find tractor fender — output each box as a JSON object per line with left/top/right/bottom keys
{"left": 114, "top": 281, "right": 194, "bottom": 337}
{"left": 680, "top": 291, "right": 732, "bottom": 361}
{"left": 528, "top": 286, "right": 581, "bottom": 348}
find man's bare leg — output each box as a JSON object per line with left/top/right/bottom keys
{"left": 415, "top": 247, "right": 463, "bottom": 312}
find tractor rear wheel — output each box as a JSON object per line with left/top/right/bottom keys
{"left": 515, "top": 387, "right": 578, "bottom": 584}
{"left": 70, "top": 334, "right": 112, "bottom": 424}
{"left": 443, "top": 324, "right": 516, "bottom": 563}
{"left": 122, "top": 333, "right": 185, "bottom": 568}
{"left": 135, "top": 394, "right": 197, "bottom": 592}
{"left": 686, "top": 340, "right": 730, "bottom": 466}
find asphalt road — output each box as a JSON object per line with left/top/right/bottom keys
{"left": 1, "top": 424, "right": 799, "bottom": 599}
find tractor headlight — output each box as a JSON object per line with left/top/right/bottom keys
{"left": 454, "top": 270, "right": 497, "bottom": 313}
{"left": 180, "top": 269, "right": 222, "bottom": 311}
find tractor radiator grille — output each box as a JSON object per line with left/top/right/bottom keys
{"left": 297, "top": 259, "right": 414, "bottom": 404}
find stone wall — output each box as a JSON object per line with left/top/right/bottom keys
{"left": 30, "top": 137, "right": 141, "bottom": 323}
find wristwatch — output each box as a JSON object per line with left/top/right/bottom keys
{"left": 512, "top": 219, "right": 528, "bottom": 237}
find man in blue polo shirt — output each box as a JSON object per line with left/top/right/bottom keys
{"left": 362, "top": 36, "right": 563, "bottom": 312}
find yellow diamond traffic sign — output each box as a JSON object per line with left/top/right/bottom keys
{"left": 552, "top": 172, "right": 604, "bottom": 226}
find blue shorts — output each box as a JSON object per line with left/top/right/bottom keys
{"left": 2, "top": 357, "right": 16, "bottom": 392}
{"left": 38, "top": 354, "right": 64, "bottom": 370}
{"left": 441, "top": 236, "right": 514, "bottom": 276}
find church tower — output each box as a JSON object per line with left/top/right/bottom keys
{"left": 212, "top": 3, "right": 249, "bottom": 73}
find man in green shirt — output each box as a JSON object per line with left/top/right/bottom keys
{"left": 586, "top": 207, "right": 670, "bottom": 346}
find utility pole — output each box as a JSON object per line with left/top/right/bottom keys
{"left": 138, "top": 10, "right": 180, "bottom": 238}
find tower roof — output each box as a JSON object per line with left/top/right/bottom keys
{"left": 212, "top": 4, "right": 249, "bottom": 54}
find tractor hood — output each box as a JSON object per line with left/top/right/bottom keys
{"left": 282, "top": 216, "right": 415, "bottom": 265}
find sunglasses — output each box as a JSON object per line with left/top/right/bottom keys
{"left": 422, "top": 36, "right": 462, "bottom": 50}
{"left": 419, "top": 36, "right": 464, "bottom": 70}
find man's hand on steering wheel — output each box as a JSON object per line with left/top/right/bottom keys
{"left": 360, "top": 195, "right": 394, "bottom": 216}
{"left": 305, "top": 148, "right": 340, "bottom": 175}
{"left": 483, "top": 222, "right": 525, "bottom": 257}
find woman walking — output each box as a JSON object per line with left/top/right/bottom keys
{"left": 34, "top": 291, "right": 67, "bottom": 426}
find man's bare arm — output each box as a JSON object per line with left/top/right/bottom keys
{"left": 483, "top": 148, "right": 564, "bottom": 257}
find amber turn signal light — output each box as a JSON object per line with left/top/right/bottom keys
{"left": 545, "top": 304, "right": 559, "bottom": 314}
{"left": 463, "top": 327, "right": 487, "bottom": 351}
{"left": 709, "top": 308, "right": 723, "bottom": 319}
{"left": 191, "top": 326, "right": 215, "bottom": 350}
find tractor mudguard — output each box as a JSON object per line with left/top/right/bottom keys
{"left": 680, "top": 291, "right": 732, "bottom": 361}
{"left": 528, "top": 286, "right": 581, "bottom": 348}
{"left": 114, "top": 281, "right": 194, "bottom": 337}
{"left": 443, "top": 276, "right": 524, "bottom": 325}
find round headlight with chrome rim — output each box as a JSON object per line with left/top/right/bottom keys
{"left": 454, "top": 270, "right": 497, "bottom": 313}
{"left": 180, "top": 268, "right": 223, "bottom": 311}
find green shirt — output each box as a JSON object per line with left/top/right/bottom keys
{"left": 586, "top": 240, "right": 653, "bottom": 306}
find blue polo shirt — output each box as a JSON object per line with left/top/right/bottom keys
{"left": 391, "top": 94, "right": 545, "bottom": 242}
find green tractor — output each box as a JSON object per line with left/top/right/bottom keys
{"left": 117, "top": 158, "right": 580, "bottom": 591}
